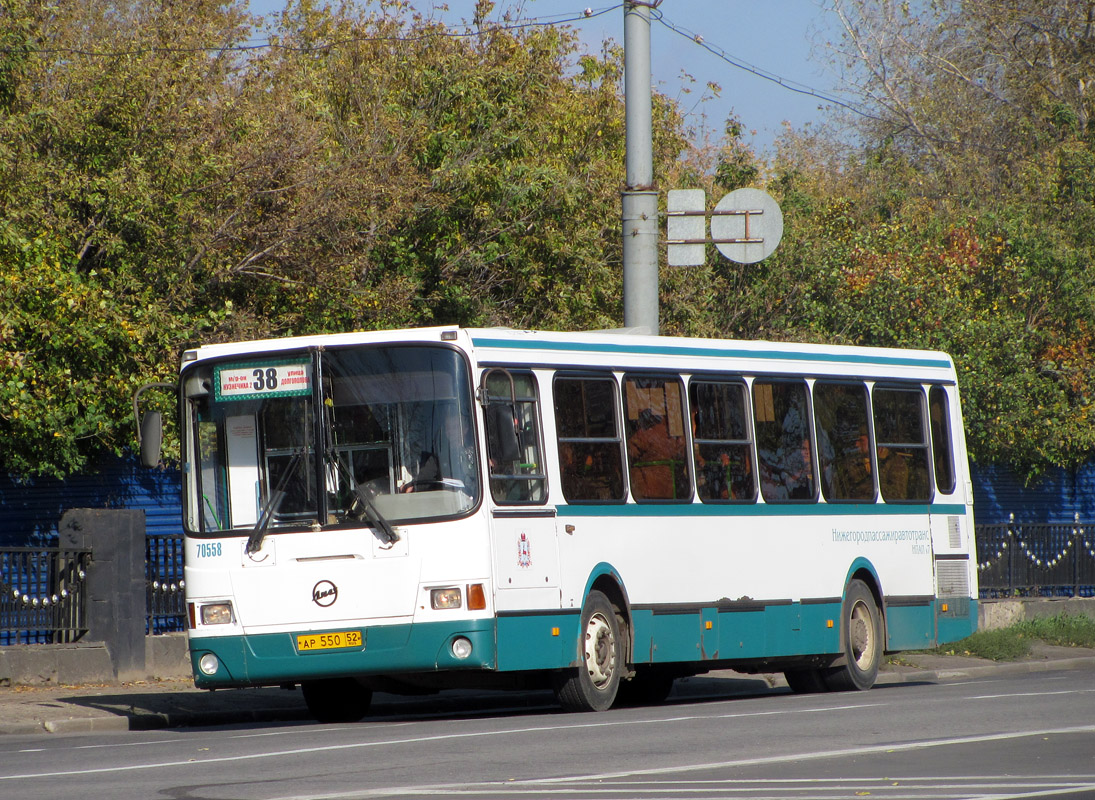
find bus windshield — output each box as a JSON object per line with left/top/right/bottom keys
{"left": 183, "top": 344, "right": 479, "bottom": 534}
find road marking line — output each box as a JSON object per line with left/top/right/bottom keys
{"left": 0, "top": 702, "right": 876, "bottom": 781}
{"left": 970, "top": 689, "right": 1095, "bottom": 700}
{"left": 523, "top": 727, "right": 1095, "bottom": 786}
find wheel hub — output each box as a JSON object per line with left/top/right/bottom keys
{"left": 584, "top": 612, "right": 616, "bottom": 688}
{"left": 849, "top": 601, "right": 876, "bottom": 668}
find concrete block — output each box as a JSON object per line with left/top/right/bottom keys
{"left": 0, "top": 641, "right": 114, "bottom": 686}
{"left": 145, "top": 633, "right": 192, "bottom": 680}
{"left": 979, "top": 597, "right": 1095, "bottom": 631}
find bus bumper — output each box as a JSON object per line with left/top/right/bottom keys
{"left": 189, "top": 618, "right": 496, "bottom": 689}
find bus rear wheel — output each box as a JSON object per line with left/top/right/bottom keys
{"left": 823, "top": 579, "right": 882, "bottom": 692}
{"left": 554, "top": 590, "right": 623, "bottom": 712}
{"left": 302, "top": 677, "right": 372, "bottom": 723}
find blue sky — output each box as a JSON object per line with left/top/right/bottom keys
{"left": 246, "top": 1, "right": 845, "bottom": 152}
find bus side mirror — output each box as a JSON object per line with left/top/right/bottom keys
{"left": 140, "top": 411, "right": 163, "bottom": 468}
{"left": 133, "top": 381, "right": 174, "bottom": 468}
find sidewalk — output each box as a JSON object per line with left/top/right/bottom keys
{"left": 3, "top": 643, "right": 1093, "bottom": 735}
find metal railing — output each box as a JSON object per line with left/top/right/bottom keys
{"left": 3, "top": 519, "right": 1092, "bottom": 644}
{"left": 0, "top": 547, "right": 91, "bottom": 645}
{"left": 975, "top": 515, "right": 1095, "bottom": 598}
{"left": 146, "top": 533, "right": 186, "bottom": 634}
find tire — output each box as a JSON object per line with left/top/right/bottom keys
{"left": 784, "top": 668, "right": 830, "bottom": 694}
{"left": 614, "top": 666, "right": 675, "bottom": 707}
{"left": 301, "top": 677, "right": 372, "bottom": 723}
{"left": 823, "top": 579, "right": 882, "bottom": 692}
{"left": 554, "top": 590, "right": 624, "bottom": 712}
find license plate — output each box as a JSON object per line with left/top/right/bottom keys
{"left": 296, "top": 630, "right": 363, "bottom": 652}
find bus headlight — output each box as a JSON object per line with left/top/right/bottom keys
{"left": 451, "top": 637, "right": 473, "bottom": 659}
{"left": 200, "top": 602, "right": 233, "bottom": 625}
{"left": 198, "top": 653, "right": 220, "bottom": 675}
{"left": 431, "top": 587, "right": 462, "bottom": 610}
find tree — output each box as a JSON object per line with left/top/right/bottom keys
{"left": 0, "top": 0, "right": 251, "bottom": 475}
{"left": 763, "top": 0, "right": 1095, "bottom": 477}
{"left": 0, "top": 0, "right": 689, "bottom": 475}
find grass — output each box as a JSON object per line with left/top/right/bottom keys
{"left": 925, "top": 613, "right": 1095, "bottom": 662}
{"left": 1016, "top": 613, "right": 1095, "bottom": 648}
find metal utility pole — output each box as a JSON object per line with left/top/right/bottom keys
{"left": 622, "top": 1, "right": 659, "bottom": 335}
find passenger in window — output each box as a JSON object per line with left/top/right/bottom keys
{"left": 758, "top": 457, "right": 782, "bottom": 500}
{"left": 840, "top": 431, "right": 874, "bottom": 499}
{"left": 763, "top": 436, "right": 814, "bottom": 501}
{"left": 878, "top": 446, "right": 910, "bottom": 500}
{"left": 784, "top": 437, "right": 814, "bottom": 499}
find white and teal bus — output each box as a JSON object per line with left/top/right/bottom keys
{"left": 146, "top": 326, "right": 977, "bottom": 720}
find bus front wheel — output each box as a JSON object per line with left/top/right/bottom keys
{"left": 554, "top": 590, "right": 623, "bottom": 712}
{"left": 784, "top": 668, "right": 829, "bottom": 693}
{"left": 302, "top": 677, "right": 372, "bottom": 723}
{"left": 823, "top": 579, "right": 882, "bottom": 692}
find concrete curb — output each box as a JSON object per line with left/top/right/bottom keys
{"left": 125, "top": 707, "right": 313, "bottom": 732}
{"left": 43, "top": 717, "right": 132, "bottom": 735}
{"left": 877, "top": 655, "right": 1095, "bottom": 685}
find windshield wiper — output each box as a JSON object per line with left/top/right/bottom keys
{"left": 349, "top": 481, "right": 400, "bottom": 546}
{"left": 331, "top": 456, "right": 399, "bottom": 546}
{"left": 246, "top": 450, "right": 303, "bottom": 555}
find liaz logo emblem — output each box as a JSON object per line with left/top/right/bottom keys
{"left": 312, "top": 580, "right": 338, "bottom": 607}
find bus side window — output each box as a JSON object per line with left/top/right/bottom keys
{"left": 689, "top": 380, "right": 755, "bottom": 502}
{"left": 929, "top": 385, "right": 956, "bottom": 494}
{"left": 873, "top": 386, "right": 932, "bottom": 502}
{"left": 484, "top": 372, "right": 547, "bottom": 504}
{"left": 554, "top": 376, "right": 625, "bottom": 503}
{"left": 753, "top": 379, "right": 816, "bottom": 502}
{"left": 623, "top": 375, "right": 691, "bottom": 502}
{"left": 814, "top": 381, "right": 876, "bottom": 502}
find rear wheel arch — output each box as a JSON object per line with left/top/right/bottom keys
{"left": 580, "top": 563, "right": 633, "bottom": 663}
{"left": 824, "top": 573, "right": 885, "bottom": 691}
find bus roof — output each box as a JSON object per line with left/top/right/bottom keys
{"left": 182, "top": 326, "right": 956, "bottom": 380}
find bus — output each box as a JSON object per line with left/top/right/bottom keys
{"left": 140, "top": 326, "right": 978, "bottom": 721}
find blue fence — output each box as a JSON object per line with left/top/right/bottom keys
{"left": 146, "top": 533, "right": 186, "bottom": 634}
{"left": 0, "top": 547, "right": 92, "bottom": 645}
{"left": 0, "top": 532, "right": 184, "bottom": 644}
{"left": 3, "top": 521, "right": 1093, "bottom": 645}
{"left": 975, "top": 515, "right": 1095, "bottom": 599}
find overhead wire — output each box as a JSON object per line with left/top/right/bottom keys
{"left": 647, "top": 5, "right": 875, "bottom": 121}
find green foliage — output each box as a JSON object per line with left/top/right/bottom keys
{"left": 713, "top": 114, "right": 759, "bottom": 192}
{"left": 932, "top": 627, "right": 1033, "bottom": 661}
{"left": 0, "top": 0, "right": 33, "bottom": 112}
{"left": 0, "top": 0, "right": 676, "bottom": 476}
{"left": 930, "top": 614, "right": 1095, "bottom": 661}
{"left": 1015, "top": 613, "right": 1095, "bottom": 649}
{"left": 1, "top": 0, "right": 1093, "bottom": 482}
{"left": 0, "top": 224, "right": 221, "bottom": 476}
{"left": 764, "top": 0, "right": 1095, "bottom": 478}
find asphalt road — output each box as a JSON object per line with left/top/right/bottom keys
{"left": 2, "top": 670, "right": 1094, "bottom": 800}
